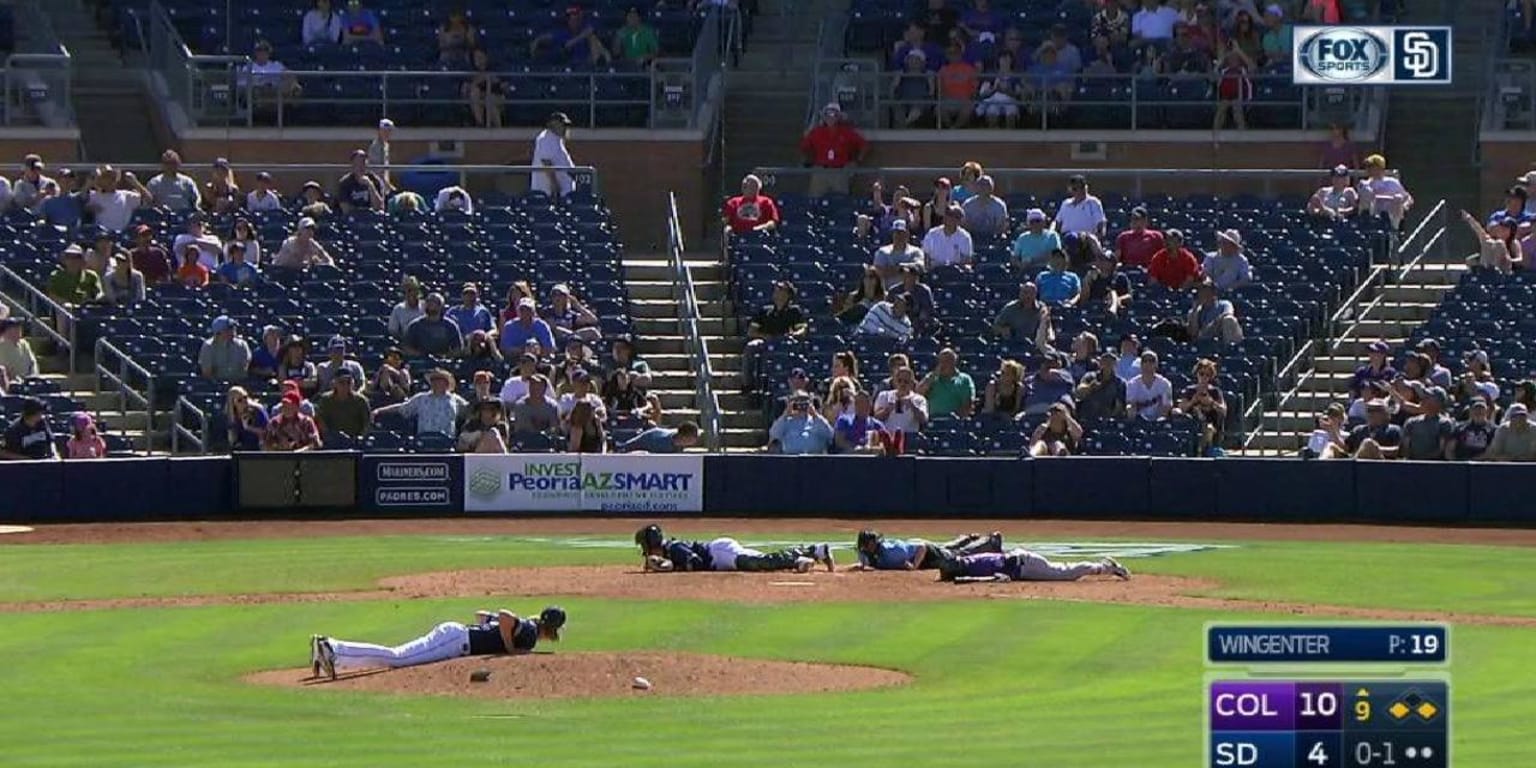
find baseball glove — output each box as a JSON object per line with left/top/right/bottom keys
{"left": 644, "top": 555, "right": 674, "bottom": 572}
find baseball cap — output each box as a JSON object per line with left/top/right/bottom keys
{"left": 1264, "top": 3, "right": 1284, "bottom": 15}
{"left": 298, "top": 217, "right": 318, "bottom": 230}
{"left": 1139, "top": 350, "right": 1159, "bottom": 363}
{"left": 378, "top": 118, "right": 395, "bottom": 129}
{"left": 256, "top": 171, "right": 272, "bottom": 182}
{"left": 890, "top": 219, "right": 908, "bottom": 232}
{"left": 332, "top": 369, "right": 355, "bottom": 382}
{"left": 327, "top": 335, "right": 347, "bottom": 351}
{"left": 209, "top": 315, "right": 236, "bottom": 333}
{"left": 789, "top": 367, "right": 809, "bottom": 379}
{"left": 1366, "top": 398, "right": 1389, "bottom": 410}
{"left": 212, "top": 157, "right": 230, "bottom": 168}
{"left": 539, "top": 606, "right": 566, "bottom": 637}
{"left": 1026, "top": 208, "right": 1047, "bottom": 223}
{"left": 134, "top": 224, "right": 153, "bottom": 236}
{"left": 1368, "top": 340, "right": 1390, "bottom": 354}
{"left": 550, "top": 283, "right": 571, "bottom": 295}
{"left": 350, "top": 149, "right": 367, "bottom": 161}
{"left": 1508, "top": 403, "right": 1530, "bottom": 418}
{"left": 570, "top": 369, "right": 591, "bottom": 383}
{"left": 517, "top": 296, "right": 537, "bottom": 310}
{"left": 1415, "top": 338, "right": 1441, "bottom": 351}
{"left": 70, "top": 411, "right": 92, "bottom": 429}
{"left": 281, "top": 391, "right": 303, "bottom": 406}
{"left": 1424, "top": 386, "right": 1448, "bottom": 403}
{"left": 1331, "top": 164, "right": 1350, "bottom": 178}
{"left": 19, "top": 397, "right": 46, "bottom": 416}
{"left": 1216, "top": 229, "right": 1244, "bottom": 248}
{"left": 302, "top": 180, "right": 322, "bottom": 191}
{"left": 61, "top": 244, "right": 84, "bottom": 258}
{"left": 1165, "top": 228, "right": 1185, "bottom": 240}
{"left": 1130, "top": 206, "right": 1149, "bottom": 218}
{"left": 549, "top": 111, "right": 573, "bottom": 125}
{"left": 1469, "top": 396, "right": 1489, "bottom": 409}
{"left": 822, "top": 102, "right": 842, "bottom": 115}
{"left": 904, "top": 48, "right": 926, "bottom": 62}
{"left": 519, "top": 352, "right": 537, "bottom": 364}
{"left": 945, "top": 203, "right": 964, "bottom": 217}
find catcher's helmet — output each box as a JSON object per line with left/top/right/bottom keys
{"left": 634, "top": 524, "right": 664, "bottom": 552}
{"left": 856, "top": 529, "right": 882, "bottom": 551}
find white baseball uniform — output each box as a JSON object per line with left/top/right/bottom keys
{"left": 329, "top": 621, "right": 470, "bottom": 669}
{"left": 706, "top": 537, "right": 762, "bottom": 571}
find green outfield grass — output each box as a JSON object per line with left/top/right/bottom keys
{"left": 0, "top": 533, "right": 1531, "bottom": 766}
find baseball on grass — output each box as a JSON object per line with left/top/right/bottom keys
{"left": 632, "top": 676, "right": 652, "bottom": 690}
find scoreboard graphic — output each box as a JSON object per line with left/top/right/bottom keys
{"left": 1204, "top": 624, "right": 1451, "bottom": 768}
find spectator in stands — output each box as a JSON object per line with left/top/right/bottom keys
{"left": 196, "top": 316, "right": 250, "bottom": 383}
{"left": 891, "top": 49, "right": 937, "bottom": 128}
{"left": 564, "top": 399, "right": 606, "bottom": 453}
{"left": 47, "top": 245, "right": 103, "bottom": 308}
{"left": 339, "top": 0, "right": 383, "bottom": 44}
{"left": 921, "top": 205, "right": 975, "bottom": 269}
{"left": 993, "top": 282, "right": 1053, "bottom": 349}
{"left": 888, "top": 264, "right": 938, "bottom": 333}
{"left": 1454, "top": 350, "right": 1500, "bottom": 410}
{"left": 1359, "top": 154, "right": 1413, "bottom": 229}
{"left": 1303, "top": 403, "right": 1350, "bottom": 459}
{"left": 1259, "top": 5, "right": 1292, "bottom": 67}
{"left": 1446, "top": 397, "right": 1496, "bottom": 461}
{"left": 201, "top": 158, "right": 243, "bottom": 215}
{"left": 1085, "top": 35, "right": 1122, "bottom": 76}
{"left": 915, "top": 0, "right": 958, "bottom": 39}
{"left": 614, "top": 6, "right": 661, "bottom": 65}
{"left": 1202, "top": 229, "right": 1253, "bottom": 292}
{"left": 435, "top": 7, "right": 479, "bottom": 65}
{"left": 240, "top": 40, "right": 302, "bottom": 105}
{"left": 919, "top": 348, "right": 975, "bottom": 418}
{"left": 874, "top": 366, "right": 929, "bottom": 436}
{"left": 862, "top": 180, "right": 920, "bottom": 239}
{"left": 982, "top": 359, "right": 1025, "bottom": 417}
{"left": 403, "top": 293, "right": 464, "bottom": 358}
{"left": 1023, "top": 352, "right": 1075, "bottom": 416}
{"left": 828, "top": 391, "right": 884, "bottom": 453}
{"left": 1415, "top": 339, "right": 1454, "bottom": 389}
{"left": 539, "top": 6, "right": 613, "bottom": 64}
{"left": 1055, "top": 175, "right": 1107, "bottom": 238}
{"left": 461, "top": 49, "right": 507, "bottom": 129}
{"left": 171, "top": 215, "right": 224, "bottom": 270}
{"left": 0, "top": 318, "right": 37, "bottom": 382}
{"left": 1067, "top": 333, "right": 1099, "bottom": 380}
{"left": 387, "top": 276, "right": 426, "bottom": 340}
{"left": 374, "top": 369, "right": 466, "bottom": 437}
{"left": 1349, "top": 341, "right": 1395, "bottom": 400}
{"left": 606, "top": 336, "right": 652, "bottom": 389}
{"left": 1132, "top": 0, "right": 1180, "bottom": 46}
{"left": 500, "top": 297, "right": 558, "bottom": 356}
{"left": 463, "top": 331, "right": 502, "bottom": 370}
{"left": 1316, "top": 123, "right": 1359, "bottom": 170}
{"left": 213, "top": 242, "right": 258, "bottom": 287}
{"left": 1486, "top": 403, "right": 1536, "bottom": 461}
{"left": 892, "top": 21, "right": 942, "bottom": 72}
{"left": 1112, "top": 334, "right": 1140, "bottom": 381}
{"left": 274, "top": 336, "right": 317, "bottom": 396}
{"left": 1094, "top": 1, "right": 1131, "bottom": 45}
{"left": 1308, "top": 166, "right": 1359, "bottom": 220}
{"left": 1126, "top": 351, "right": 1173, "bottom": 421}
{"left": 1212, "top": 42, "right": 1255, "bottom": 130}
{"left": 1036, "top": 249, "right": 1082, "bottom": 307}
{"left": 273, "top": 217, "right": 334, "bottom": 269}
{"left": 456, "top": 399, "right": 509, "bottom": 454}
{"left": 126, "top": 225, "right": 172, "bottom": 286}
{"left": 433, "top": 186, "right": 474, "bottom": 216}
{"left": 974, "top": 50, "right": 1023, "bottom": 129}
{"left": 227, "top": 385, "right": 277, "bottom": 452}
{"left": 102, "top": 250, "right": 146, "bottom": 305}
{"left": 512, "top": 375, "right": 561, "bottom": 435}
{"left": 11, "top": 155, "right": 51, "bottom": 211}
{"left": 1114, "top": 207, "right": 1163, "bottom": 268}
{"left": 84, "top": 233, "right": 122, "bottom": 278}
{"left": 262, "top": 391, "right": 322, "bottom": 452}
{"left": 302, "top": 0, "right": 343, "bottom": 45}
{"left": 545, "top": 284, "right": 602, "bottom": 344}
{"left": 530, "top": 113, "right": 578, "bottom": 199}
{"left": 959, "top": 176, "right": 1008, "bottom": 237}
{"left": 1384, "top": 354, "right": 1428, "bottom": 422}
{"left": 37, "top": 173, "right": 81, "bottom": 229}
{"left": 498, "top": 353, "right": 540, "bottom": 407}
{"left": 767, "top": 393, "right": 833, "bottom": 454}
{"left": 1458, "top": 210, "right": 1522, "bottom": 274}
{"left": 336, "top": 150, "right": 386, "bottom": 214}
{"left": 873, "top": 220, "right": 927, "bottom": 290}
{"left": 226, "top": 219, "right": 262, "bottom": 264}
{"left": 247, "top": 326, "right": 284, "bottom": 379}
{"left": 822, "top": 375, "right": 858, "bottom": 422}
{"left": 145, "top": 151, "right": 200, "bottom": 212}
{"left": 723, "top": 174, "right": 780, "bottom": 235}
{"left": 1010, "top": 209, "right": 1061, "bottom": 272}
{"left": 835, "top": 267, "right": 886, "bottom": 326}
{"left": 1346, "top": 399, "right": 1401, "bottom": 459}
{"left": 444, "top": 283, "right": 494, "bottom": 338}
{"left": 315, "top": 369, "right": 370, "bottom": 447}
{"left": 315, "top": 336, "right": 366, "bottom": 393}
{"left": 1178, "top": 358, "right": 1228, "bottom": 454}
{"left": 936, "top": 44, "right": 979, "bottom": 129}
{"left": 85, "top": 166, "right": 148, "bottom": 233}
{"left": 1029, "top": 402, "right": 1082, "bottom": 456}
{"left": 1074, "top": 352, "right": 1128, "bottom": 422}
{"left": 739, "top": 281, "right": 807, "bottom": 391}
{"left": 242, "top": 172, "right": 283, "bottom": 213}
{"left": 800, "top": 103, "right": 867, "bottom": 196}
{"left": 1, "top": 398, "right": 55, "bottom": 461}
{"left": 1399, "top": 386, "right": 1454, "bottom": 460}
{"left": 1187, "top": 281, "right": 1244, "bottom": 343}
{"left": 856, "top": 293, "right": 914, "bottom": 342}
{"left": 1021, "top": 43, "right": 1075, "bottom": 116}
{"left": 1147, "top": 229, "right": 1201, "bottom": 289}
{"left": 365, "top": 347, "right": 407, "bottom": 402}
{"left": 603, "top": 367, "right": 661, "bottom": 425}
{"left": 1077, "top": 249, "right": 1130, "bottom": 314}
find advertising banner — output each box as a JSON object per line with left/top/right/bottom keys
{"left": 464, "top": 453, "right": 583, "bottom": 512}
{"left": 578, "top": 453, "right": 704, "bottom": 513}
{"left": 359, "top": 454, "right": 462, "bottom": 513}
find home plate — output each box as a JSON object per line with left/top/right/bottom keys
{"left": 770, "top": 581, "right": 817, "bottom": 587}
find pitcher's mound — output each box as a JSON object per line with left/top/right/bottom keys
{"left": 247, "top": 651, "right": 912, "bottom": 700}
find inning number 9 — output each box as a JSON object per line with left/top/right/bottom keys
{"left": 1356, "top": 700, "right": 1371, "bottom": 722}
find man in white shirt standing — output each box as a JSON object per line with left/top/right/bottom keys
{"left": 1054, "top": 174, "right": 1106, "bottom": 238}
{"left": 369, "top": 118, "right": 395, "bottom": 194}
{"left": 873, "top": 219, "right": 925, "bottom": 289}
{"left": 874, "top": 366, "right": 929, "bottom": 434}
{"left": 1131, "top": 0, "right": 1179, "bottom": 46}
{"left": 921, "top": 204, "right": 975, "bottom": 268}
{"left": 1125, "top": 350, "right": 1173, "bottom": 421}
{"left": 531, "top": 112, "right": 577, "bottom": 200}
{"left": 86, "top": 165, "right": 150, "bottom": 233}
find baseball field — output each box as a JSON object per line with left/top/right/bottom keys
{"left": 1, "top": 518, "right": 1533, "bottom": 767}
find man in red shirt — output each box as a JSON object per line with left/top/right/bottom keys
{"left": 129, "top": 224, "right": 172, "bottom": 285}
{"left": 1114, "top": 206, "right": 1164, "bottom": 269}
{"left": 263, "top": 391, "right": 323, "bottom": 452}
{"left": 1146, "top": 228, "right": 1202, "bottom": 290}
{"left": 722, "top": 174, "right": 781, "bottom": 236}
{"left": 799, "top": 103, "right": 868, "bottom": 196}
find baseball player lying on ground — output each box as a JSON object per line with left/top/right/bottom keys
{"left": 848, "top": 529, "right": 1005, "bottom": 571}
{"left": 309, "top": 606, "right": 566, "bottom": 680}
{"left": 938, "top": 549, "right": 1131, "bottom": 583}
{"left": 634, "top": 524, "right": 836, "bottom": 574}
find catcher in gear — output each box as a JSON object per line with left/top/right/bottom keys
{"left": 848, "top": 529, "right": 1005, "bottom": 571}
{"left": 633, "top": 524, "right": 835, "bottom": 573}
{"left": 938, "top": 549, "right": 1131, "bottom": 582}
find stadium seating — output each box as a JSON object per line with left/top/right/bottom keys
{"left": 0, "top": 188, "right": 634, "bottom": 454}
{"left": 729, "top": 190, "right": 1393, "bottom": 457}
{"left": 1406, "top": 267, "right": 1536, "bottom": 402}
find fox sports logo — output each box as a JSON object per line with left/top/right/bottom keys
{"left": 1297, "top": 28, "right": 1389, "bottom": 82}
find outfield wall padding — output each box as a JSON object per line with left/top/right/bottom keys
{"left": 1, "top": 454, "right": 1533, "bottom": 526}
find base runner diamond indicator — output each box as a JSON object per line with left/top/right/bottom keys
{"left": 1417, "top": 701, "right": 1440, "bottom": 721}
{"left": 1389, "top": 701, "right": 1412, "bottom": 720}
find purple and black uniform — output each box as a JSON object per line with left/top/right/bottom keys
{"left": 467, "top": 618, "right": 540, "bottom": 655}
{"left": 942, "top": 549, "right": 1113, "bottom": 582}
{"left": 662, "top": 539, "right": 711, "bottom": 571}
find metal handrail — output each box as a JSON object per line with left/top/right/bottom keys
{"left": 170, "top": 394, "right": 209, "bottom": 455}
{"left": 93, "top": 338, "right": 157, "bottom": 455}
{"left": 668, "top": 191, "right": 723, "bottom": 452}
{"left": 0, "top": 264, "right": 78, "bottom": 374}
{"left": 2, "top": 52, "right": 75, "bottom": 127}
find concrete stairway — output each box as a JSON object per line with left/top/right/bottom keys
{"left": 4, "top": 315, "right": 158, "bottom": 454}
{"left": 624, "top": 253, "right": 761, "bottom": 448}
{"left": 720, "top": 0, "right": 836, "bottom": 186}
{"left": 42, "top": 0, "right": 163, "bottom": 162}
{"left": 1240, "top": 261, "right": 1466, "bottom": 454}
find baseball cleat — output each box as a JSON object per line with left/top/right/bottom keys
{"left": 793, "top": 556, "right": 816, "bottom": 573}
{"left": 1102, "top": 557, "right": 1131, "bottom": 580}
{"left": 312, "top": 635, "right": 337, "bottom": 680}
{"left": 813, "top": 543, "right": 835, "bottom": 571}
